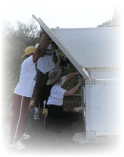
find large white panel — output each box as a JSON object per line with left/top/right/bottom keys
{"left": 33, "top": 15, "right": 121, "bottom": 69}
{"left": 52, "top": 27, "right": 121, "bottom": 68}
{"left": 85, "top": 79, "right": 121, "bottom": 136}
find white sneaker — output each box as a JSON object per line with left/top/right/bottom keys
{"left": 9, "top": 140, "right": 26, "bottom": 149}
{"left": 73, "top": 107, "right": 83, "bottom": 112}
{"left": 34, "top": 111, "right": 40, "bottom": 120}
{"left": 21, "top": 133, "right": 30, "bottom": 140}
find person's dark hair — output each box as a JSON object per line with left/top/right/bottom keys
{"left": 51, "top": 41, "right": 58, "bottom": 49}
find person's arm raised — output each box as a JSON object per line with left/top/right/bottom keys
{"left": 33, "top": 32, "right": 51, "bottom": 63}
{"left": 64, "top": 78, "right": 81, "bottom": 96}
{"left": 65, "top": 72, "right": 80, "bottom": 82}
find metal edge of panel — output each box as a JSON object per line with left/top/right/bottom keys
{"left": 51, "top": 27, "right": 120, "bottom": 31}
{"left": 85, "top": 78, "right": 122, "bottom": 85}
{"left": 32, "top": 14, "right": 89, "bottom": 80}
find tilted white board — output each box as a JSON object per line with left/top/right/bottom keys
{"left": 32, "top": 15, "right": 89, "bottom": 79}
{"left": 33, "top": 15, "right": 121, "bottom": 79}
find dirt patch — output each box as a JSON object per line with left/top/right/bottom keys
{"left": 63, "top": 95, "right": 81, "bottom": 112}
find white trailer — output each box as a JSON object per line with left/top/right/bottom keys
{"left": 33, "top": 14, "right": 121, "bottom": 136}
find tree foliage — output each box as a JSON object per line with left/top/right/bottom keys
{"left": 2, "top": 20, "right": 41, "bottom": 106}
{"left": 3, "top": 20, "right": 40, "bottom": 77}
